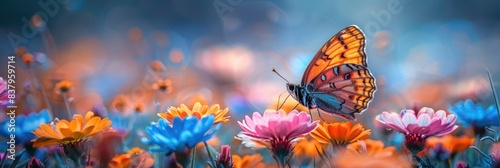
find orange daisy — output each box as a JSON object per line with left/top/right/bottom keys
{"left": 294, "top": 138, "right": 325, "bottom": 158}
{"left": 152, "top": 79, "right": 173, "bottom": 93}
{"left": 425, "top": 135, "right": 474, "bottom": 157}
{"left": 334, "top": 150, "right": 411, "bottom": 168}
{"left": 32, "top": 111, "right": 112, "bottom": 147}
{"left": 158, "top": 102, "right": 229, "bottom": 125}
{"left": 310, "top": 122, "right": 371, "bottom": 147}
{"left": 54, "top": 80, "right": 73, "bottom": 94}
{"left": 109, "top": 154, "right": 131, "bottom": 168}
{"left": 347, "top": 139, "right": 396, "bottom": 158}
{"left": 232, "top": 154, "right": 266, "bottom": 168}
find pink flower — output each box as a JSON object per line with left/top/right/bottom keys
{"left": 237, "top": 109, "right": 318, "bottom": 168}
{"left": 0, "top": 77, "right": 9, "bottom": 107}
{"left": 214, "top": 145, "right": 233, "bottom": 168}
{"left": 375, "top": 107, "right": 458, "bottom": 154}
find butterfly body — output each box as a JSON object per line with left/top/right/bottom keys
{"left": 287, "top": 25, "right": 376, "bottom": 120}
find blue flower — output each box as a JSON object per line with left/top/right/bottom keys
{"left": 448, "top": 99, "right": 499, "bottom": 128}
{"left": 142, "top": 115, "right": 220, "bottom": 154}
{"left": 0, "top": 109, "right": 52, "bottom": 145}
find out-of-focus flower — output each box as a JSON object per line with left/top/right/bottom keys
{"left": 91, "top": 103, "right": 108, "bottom": 118}
{"left": 214, "top": 145, "right": 233, "bottom": 168}
{"left": 109, "top": 147, "right": 154, "bottom": 168}
{"left": 455, "top": 161, "right": 469, "bottom": 168}
{"left": 150, "top": 60, "right": 167, "bottom": 73}
{"left": 54, "top": 80, "right": 73, "bottom": 94}
{"left": 232, "top": 154, "right": 266, "bottom": 168}
{"left": 333, "top": 149, "right": 411, "bottom": 168}
{"left": 142, "top": 116, "right": 220, "bottom": 154}
{"left": 133, "top": 102, "right": 145, "bottom": 113}
{"left": 490, "top": 142, "right": 500, "bottom": 166}
{"left": 376, "top": 107, "right": 458, "bottom": 154}
{"left": 109, "top": 154, "right": 131, "bottom": 168}
{"left": 347, "top": 139, "right": 395, "bottom": 158}
{"left": 128, "top": 147, "right": 154, "bottom": 168}
{"left": 425, "top": 135, "right": 474, "bottom": 158}
{"left": 152, "top": 79, "right": 173, "bottom": 93}
{"left": 310, "top": 122, "right": 371, "bottom": 148}
{"left": 32, "top": 111, "right": 112, "bottom": 147}
{"left": 0, "top": 109, "right": 51, "bottom": 145}
{"left": 448, "top": 99, "right": 499, "bottom": 128}
{"left": 27, "top": 156, "right": 45, "bottom": 168}
{"left": 294, "top": 138, "right": 324, "bottom": 158}
{"left": 0, "top": 77, "right": 9, "bottom": 107}
{"left": 158, "top": 102, "right": 229, "bottom": 125}
{"left": 196, "top": 136, "right": 220, "bottom": 149}
{"left": 111, "top": 95, "right": 129, "bottom": 112}
{"left": 21, "top": 53, "right": 35, "bottom": 66}
{"left": 237, "top": 109, "right": 318, "bottom": 168}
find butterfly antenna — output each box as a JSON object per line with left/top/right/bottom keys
{"left": 272, "top": 68, "right": 290, "bottom": 83}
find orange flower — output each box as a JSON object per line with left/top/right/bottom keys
{"left": 133, "top": 102, "right": 145, "bottom": 113}
{"left": 109, "top": 147, "right": 154, "bottom": 168}
{"left": 126, "top": 147, "right": 144, "bottom": 155}
{"left": 232, "top": 154, "right": 266, "bottom": 168}
{"left": 32, "top": 111, "right": 112, "bottom": 147}
{"left": 294, "top": 138, "right": 325, "bottom": 158}
{"left": 152, "top": 79, "right": 173, "bottom": 93}
{"left": 310, "top": 122, "right": 371, "bottom": 147}
{"left": 334, "top": 150, "right": 411, "bottom": 168}
{"left": 347, "top": 139, "right": 396, "bottom": 158}
{"left": 425, "top": 135, "right": 474, "bottom": 156}
{"left": 54, "top": 80, "right": 73, "bottom": 94}
{"left": 158, "top": 102, "right": 229, "bottom": 125}
{"left": 109, "top": 154, "right": 131, "bottom": 168}
{"left": 112, "top": 95, "right": 129, "bottom": 112}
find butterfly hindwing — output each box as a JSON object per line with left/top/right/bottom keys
{"left": 309, "top": 64, "right": 376, "bottom": 120}
{"left": 302, "top": 25, "right": 367, "bottom": 85}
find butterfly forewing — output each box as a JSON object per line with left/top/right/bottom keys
{"left": 301, "top": 25, "right": 367, "bottom": 85}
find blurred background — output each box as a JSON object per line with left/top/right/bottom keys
{"left": 1, "top": 0, "right": 500, "bottom": 144}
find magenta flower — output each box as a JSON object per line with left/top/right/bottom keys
{"left": 237, "top": 109, "right": 318, "bottom": 168}
{"left": 214, "top": 145, "right": 233, "bottom": 168}
{"left": 375, "top": 107, "right": 458, "bottom": 154}
{"left": 0, "top": 77, "right": 9, "bottom": 107}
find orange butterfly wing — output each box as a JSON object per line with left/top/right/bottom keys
{"left": 301, "top": 25, "right": 367, "bottom": 85}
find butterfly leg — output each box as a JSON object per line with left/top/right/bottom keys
{"left": 317, "top": 108, "right": 327, "bottom": 123}
{"left": 276, "top": 91, "right": 287, "bottom": 110}
{"left": 291, "top": 103, "right": 299, "bottom": 111}
{"left": 278, "top": 93, "right": 291, "bottom": 110}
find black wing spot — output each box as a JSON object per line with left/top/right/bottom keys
{"left": 340, "top": 40, "right": 345, "bottom": 45}
{"left": 344, "top": 45, "right": 348, "bottom": 49}
{"left": 344, "top": 73, "right": 351, "bottom": 80}
{"left": 340, "top": 52, "right": 346, "bottom": 58}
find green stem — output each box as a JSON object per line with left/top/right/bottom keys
{"left": 203, "top": 141, "right": 217, "bottom": 167}
{"left": 190, "top": 147, "right": 196, "bottom": 168}
{"left": 62, "top": 92, "right": 72, "bottom": 119}
{"left": 486, "top": 69, "right": 500, "bottom": 126}
{"left": 28, "top": 69, "right": 54, "bottom": 118}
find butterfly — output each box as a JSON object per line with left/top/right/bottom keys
{"left": 285, "top": 25, "right": 376, "bottom": 120}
